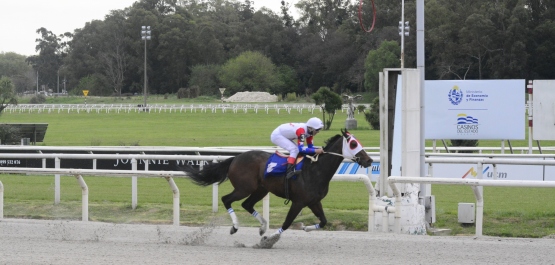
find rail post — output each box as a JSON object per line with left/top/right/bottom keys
{"left": 74, "top": 174, "right": 89, "bottom": 221}
{"left": 165, "top": 176, "right": 180, "bottom": 226}
{"left": 55, "top": 157, "right": 60, "bottom": 204}
{"left": 132, "top": 158, "right": 138, "bottom": 209}
{"left": 0, "top": 180, "right": 3, "bottom": 220}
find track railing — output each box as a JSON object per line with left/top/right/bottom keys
{"left": 388, "top": 176, "right": 555, "bottom": 236}
{"left": 0, "top": 153, "right": 375, "bottom": 231}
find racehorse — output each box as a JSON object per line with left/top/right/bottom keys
{"left": 182, "top": 129, "right": 373, "bottom": 248}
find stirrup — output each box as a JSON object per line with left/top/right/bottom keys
{"left": 286, "top": 169, "right": 301, "bottom": 179}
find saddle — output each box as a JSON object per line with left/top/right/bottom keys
{"left": 264, "top": 151, "right": 305, "bottom": 179}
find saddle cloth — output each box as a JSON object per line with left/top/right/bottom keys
{"left": 264, "top": 151, "right": 304, "bottom": 179}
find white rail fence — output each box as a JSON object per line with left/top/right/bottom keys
{"left": 5, "top": 103, "right": 370, "bottom": 115}
{"left": 388, "top": 176, "right": 555, "bottom": 236}
{"left": 0, "top": 153, "right": 375, "bottom": 231}
{"left": 3, "top": 150, "right": 555, "bottom": 234}
{"left": 380, "top": 155, "right": 555, "bottom": 236}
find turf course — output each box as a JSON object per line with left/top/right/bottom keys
{"left": 1, "top": 102, "right": 555, "bottom": 237}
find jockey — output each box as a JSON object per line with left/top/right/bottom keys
{"left": 270, "top": 117, "right": 325, "bottom": 178}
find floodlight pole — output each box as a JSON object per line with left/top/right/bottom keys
{"left": 141, "top": 26, "right": 151, "bottom": 110}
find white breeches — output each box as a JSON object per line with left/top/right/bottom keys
{"left": 270, "top": 132, "right": 298, "bottom": 158}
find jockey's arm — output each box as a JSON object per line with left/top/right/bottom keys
{"left": 296, "top": 134, "right": 321, "bottom": 155}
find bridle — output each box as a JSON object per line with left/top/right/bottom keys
{"left": 306, "top": 134, "right": 363, "bottom": 163}
{"left": 323, "top": 151, "right": 362, "bottom": 163}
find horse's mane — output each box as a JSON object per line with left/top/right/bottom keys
{"left": 323, "top": 134, "right": 342, "bottom": 151}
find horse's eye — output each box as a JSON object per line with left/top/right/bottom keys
{"left": 349, "top": 140, "right": 358, "bottom": 150}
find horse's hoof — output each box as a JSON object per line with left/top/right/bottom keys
{"left": 259, "top": 223, "right": 267, "bottom": 236}
{"left": 254, "top": 234, "right": 280, "bottom": 249}
{"left": 230, "top": 226, "right": 238, "bottom": 235}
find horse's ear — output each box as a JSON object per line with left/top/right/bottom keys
{"left": 341, "top": 128, "right": 347, "bottom": 137}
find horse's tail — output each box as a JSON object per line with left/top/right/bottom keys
{"left": 181, "top": 156, "right": 235, "bottom": 186}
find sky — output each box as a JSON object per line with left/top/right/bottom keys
{"left": 0, "top": 0, "right": 298, "bottom": 57}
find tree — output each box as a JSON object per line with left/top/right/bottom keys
{"left": 364, "top": 97, "right": 380, "bottom": 129}
{"left": 26, "top": 28, "right": 67, "bottom": 92}
{"left": 73, "top": 75, "right": 107, "bottom": 96}
{"left": 0, "top": 124, "right": 22, "bottom": 144}
{"left": 188, "top": 64, "right": 222, "bottom": 96}
{"left": 219, "top": 51, "right": 281, "bottom": 95}
{"left": 364, "top": 40, "right": 400, "bottom": 93}
{"left": 273, "top": 65, "right": 299, "bottom": 97}
{"left": 0, "top": 52, "right": 34, "bottom": 93}
{"left": 458, "top": 13, "right": 500, "bottom": 79}
{"left": 100, "top": 11, "right": 130, "bottom": 97}
{"left": 311, "top": 86, "right": 342, "bottom": 130}
{"left": 0, "top": 76, "right": 18, "bottom": 114}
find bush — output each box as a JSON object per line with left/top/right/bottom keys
{"left": 364, "top": 97, "right": 380, "bottom": 130}
{"left": 177, "top": 87, "right": 199, "bottom": 99}
{"left": 285, "top": 92, "right": 297, "bottom": 101}
{"left": 449, "top": 139, "right": 479, "bottom": 153}
{"left": 29, "top": 94, "right": 46, "bottom": 104}
{"left": 0, "top": 124, "right": 22, "bottom": 144}
{"left": 177, "top": 88, "right": 187, "bottom": 99}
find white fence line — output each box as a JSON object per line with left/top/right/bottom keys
{"left": 388, "top": 176, "right": 555, "bottom": 236}
{"left": 6, "top": 149, "right": 555, "bottom": 232}
{"left": 5, "top": 103, "right": 371, "bottom": 115}
{"left": 2, "top": 145, "right": 554, "bottom": 156}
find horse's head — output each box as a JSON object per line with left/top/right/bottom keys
{"left": 339, "top": 128, "right": 373, "bottom": 168}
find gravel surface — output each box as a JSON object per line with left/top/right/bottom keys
{"left": 224, "top": 91, "right": 278, "bottom": 102}
{"left": 1, "top": 218, "right": 554, "bottom": 265}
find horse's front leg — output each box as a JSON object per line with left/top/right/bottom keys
{"left": 273, "top": 201, "right": 304, "bottom": 235}
{"left": 302, "top": 201, "right": 327, "bottom": 232}
{"left": 258, "top": 201, "right": 303, "bottom": 249}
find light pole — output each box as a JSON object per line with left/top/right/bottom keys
{"left": 141, "top": 26, "right": 151, "bottom": 110}
{"left": 57, "top": 65, "right": 65, "bottom": 94}
{"left": 398, "top": 0, "right": 410, "bottom": 68}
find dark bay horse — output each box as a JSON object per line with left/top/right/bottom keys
{"left": 182, "top": 129, "right": 373, "bottom": 248}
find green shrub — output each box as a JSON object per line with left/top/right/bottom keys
{"left": 449, "top": 139, "right": 479, "bottom": 153}
{"left": 177, "top": 88, "right": 187, "bottom": 99}
{"left": 0, "top": 124, "right": 22, "bottom": 144}
{"left": 285, "top": 92, "right": 297, "bottom": 101}
{"left": 29, "top": 94, "right": 46, "bottom": 104}
{"left": 364, "top": 97, "right": 380, "bottom": 130}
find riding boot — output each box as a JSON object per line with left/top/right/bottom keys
{"left": 285, "top": 157, "right": 300, "bottom": 179}
{"left": 286, "top": 163, "right": 296, "bottom": 179}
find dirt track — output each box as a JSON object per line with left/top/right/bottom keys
{"left": 1, "top": 218, "right": 554, "bottom": 264}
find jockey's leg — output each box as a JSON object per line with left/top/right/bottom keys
{"left": 285, "top": 156, "right": 296, "bottom": 179}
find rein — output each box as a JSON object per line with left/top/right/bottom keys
{"left": 306, "top": 152, "right": 360, "bottom": 163}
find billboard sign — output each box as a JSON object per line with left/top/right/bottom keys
{"left": 425, "top": 80, "right": 525, "bottom": 139}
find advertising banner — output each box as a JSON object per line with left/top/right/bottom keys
{"left": 425, "top": 80, "right": 525, "bottom": 139}
{"left": 428, "top": 161, "right": 545, "bottom": 181}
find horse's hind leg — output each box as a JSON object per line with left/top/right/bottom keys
{"left": 221, "top": 190, "right": 250, "bottom": 235}
{"left": 302, "top": 201, "right": 327, "bottom": 232}
{"left": 241, "top": 187, "right": 269, "bottom": 236}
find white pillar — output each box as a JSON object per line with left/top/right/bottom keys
{"left": 132, "top": 158, "right": 138, "bottom": 209}
{"left": 55, "top": 157, "right": 60, "bottom": 204}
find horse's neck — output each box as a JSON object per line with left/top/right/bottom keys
{"left": 305, "top": 140, "right": 344, "bottom": 183}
